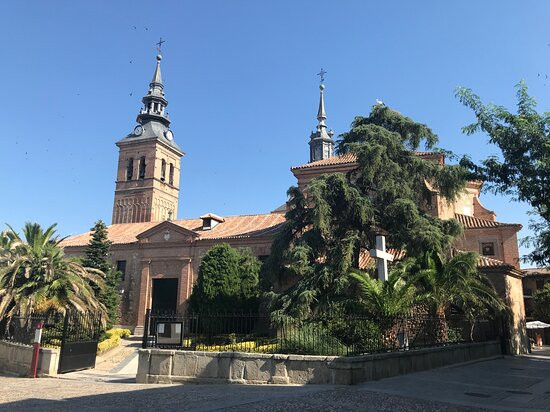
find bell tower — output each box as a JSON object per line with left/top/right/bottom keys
{"left": 112, "top": 53, "right": 184, "bottom": 224}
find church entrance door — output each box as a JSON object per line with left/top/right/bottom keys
{"left": 151, "top": 278, "right": 178, "bottom": 313}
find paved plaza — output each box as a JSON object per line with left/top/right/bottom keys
{"left": 0, "top": 352, "right": 549, "bottom": 411}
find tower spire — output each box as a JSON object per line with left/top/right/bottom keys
{"left": 317, "top": 83, "right": 327, "bottom": 127}
{"left": 151, "top": 54, "right": 163, "bottom": 87}
{"left": 309, "top": 69, "right": 334, "bottom": 163}
{"left": 136, "top": 53, "right": 170, "bottom": 127}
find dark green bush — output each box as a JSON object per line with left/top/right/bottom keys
{"left": 189, "top": 244, "right": 261, "bottom": 313}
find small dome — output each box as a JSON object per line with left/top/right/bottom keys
{"left": 156, "top": 54, "right": 162, "bottom": 61}
{"left": 320, "top": 83, "right": 325, "bottom": 90}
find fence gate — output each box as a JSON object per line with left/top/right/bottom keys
{"left": 57, "top": 311, "right": 102, "bottom": 374}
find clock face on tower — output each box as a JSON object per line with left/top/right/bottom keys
{"left": 134, "top": 125, "right": 143, "bottom": 136}
{"left": 165, "top": 130, "right": 174, "bottom": 141}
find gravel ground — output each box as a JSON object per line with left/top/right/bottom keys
{"left": 1, "top": 354, "right": 548, "bottom": 411}
{"left": 222, "top": 387, "right": 485, "bottom": 411}
{"left": 0, "top": 377, "right": 484, "bottom": 412}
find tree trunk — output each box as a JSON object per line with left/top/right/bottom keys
{"left": 435, "top": 306, "right": 448, "bottom": 343}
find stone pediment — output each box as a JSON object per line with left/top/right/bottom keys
{"left": 136, "top": 221, "right": 198, "bottom": 244}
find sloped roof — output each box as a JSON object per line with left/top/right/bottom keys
{"left": 477, "top": 255, "right": 514, "bottom": 268}
{"left": 523, "top": 268, "right": 550, "bottom": 277}
{"left": 291, "top": 152, "right": 440, "bottom": 170}
{"left": 359, "top": 248, "right": 520, "bottom": 275}
{"left": 455, "top": 213, "right": 522, "bottom": 229}
{"left": 358, "top": 248, "right": 406, "bottom": 270}
{"left": 291, "top": 153, "right": 358, "bottom": 170}
{"left": 60, "top": 213, "right": 286, "bottom": 247}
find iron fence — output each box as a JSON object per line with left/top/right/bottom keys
{"left": 0, "top": 311, "right": 102, "bottom": 348}
{"left": 142, "top": 310, "right": 501, "bottom": 356}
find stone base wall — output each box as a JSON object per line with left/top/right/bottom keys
{"left": 0, "top": 341, "right": 59, "bottom": 377}
{"left": 137, "top": 341, "right": 502, "bottom": 385}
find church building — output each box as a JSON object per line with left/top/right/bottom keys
{"left": 60, "top": 54, "right": 527, "bottom": 351}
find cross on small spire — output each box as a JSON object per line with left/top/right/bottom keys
{"left": 317, "top": 68, "right": 327, "bottom": 84}
{"left": 156, "top": 37, "right": 165, "bottom": 53}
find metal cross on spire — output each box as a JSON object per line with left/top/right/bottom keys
{"left": 317, "top": 68, "right": 327, "bottom": 84}
{"left": 156, "top": 37, "right": 166, "bottom": 54}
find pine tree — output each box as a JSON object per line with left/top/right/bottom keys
{"left": 83, "top": 220, "right": 120, "bottom": 328}
{"left": 83, "top": 220, "right": 112, "bottom": 273}
{"left": 265, "top": 105, "right": 469, "bottom": 319}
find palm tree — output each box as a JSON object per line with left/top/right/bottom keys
{"left": 347, "top": 267, "right": 416, "bottom": 319}
{"left": 0, "top": 223, "right": 106, "bottom": 319}
{"left": 0, "top": 230, "right": 21, "bottom": 317}
{"left": 346, "top": 267, "right": 417, "bottom": 350}
{"left": 408, "top": 250, "right": 504, "bottom": 341}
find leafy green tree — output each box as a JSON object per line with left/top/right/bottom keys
{"left": 456, "top": 82, "right": 550, "bottom": 267}
{"left": 533, "top": 283, "right": 550, "bottom": 323}
{"left": 189, "top": 243, "right": 261, "bottom": 312}
{"left": 0, "top": 223, "right": 106, "bottom": 319}
{"left": 265, "top": 105, "right": 469, "bottom": 318}
{"left": 83, "top": 220, "right": 120, "bottom": 328}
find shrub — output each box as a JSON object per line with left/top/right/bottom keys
{"left": 97, "top": 335, "right": 120, "bottom": 354}
{"left": 279, "top": 322, "right": 349, "bottom": 356}
{"left": 328, "top": 317, "right": 384, "bottom": 354}
{"left": 189, "top": 244, "right": 261, "bottom": 313}
{"left": 447, "top": 327, "right": 462, "bottom": 343}
{"left": 105, "top": 328, "right": 131, "bottom": 339}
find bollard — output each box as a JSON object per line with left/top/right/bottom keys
{"left": 29, "top": 321, "right": 44, "bottom": 378}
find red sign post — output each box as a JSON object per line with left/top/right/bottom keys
{"left": 29, "top": 321, "right": 44, "bottom": 378}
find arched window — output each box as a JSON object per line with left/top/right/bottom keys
{"left": 126, "top": 158, "right": 134, "bottom": 180}
{"left": 169, "top": 163, "right": 174, "bottom": 185}
{"left": 139, "top": 156, "right": 146, "bottom": 179}
{"left": 161, "top": 159, "right": 166, "bottom": 181}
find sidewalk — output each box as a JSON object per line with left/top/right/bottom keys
{"left": 59, "top": 336, "right": 140, "bottom": 383}
{"left": 2, "top": 346, "right": 546, "bottom": 410}
{"left": 359, "top": 353, "right": 550, "bottom": 411}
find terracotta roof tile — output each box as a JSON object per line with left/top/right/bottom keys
{"left": 477, "top": 255, "right": 513, "bottom": 268}
{"left": 291, "top": 152, "right": 441, "bottom": 170}
{"left": 455, "top": 213, "right": 522, "bottom": 229}
{"left": 359, "top": 247, "right": 518, "bottom": 274}
{"left": 523, "top": 268, "right": 550, "bottom": 276}
{"left": 358, "top": 248, "right": 406, "bottom": 270}
{"left": 60, "top": 213, "right": 286, "bottom": 248}
{"left": 291, "top": 153, "right": 358, "bottom": 170}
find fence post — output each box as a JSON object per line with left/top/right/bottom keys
{"left": 29, "top": 321, "right": 44, "bottom": 378}
{"left": 142, "top": 309, "right": 151, "bottom": 349}
{"left": 61, "top": 311, "right": 70, "bottom": 347}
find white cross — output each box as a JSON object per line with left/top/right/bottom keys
{"left": 369, "top": 235, "right": 394, "bottom": 282}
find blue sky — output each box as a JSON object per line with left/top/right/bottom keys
{"left": 1, "top": 1, "right": 548, "bottom": 266}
